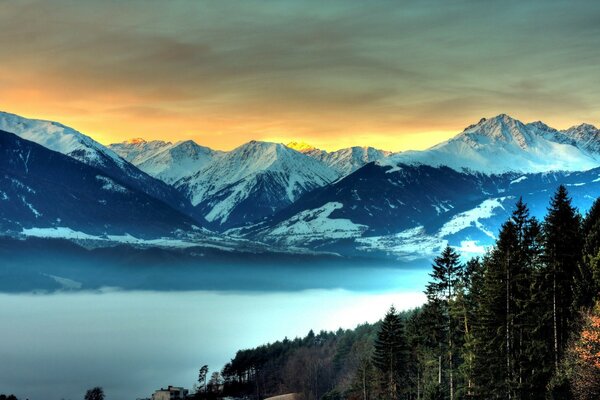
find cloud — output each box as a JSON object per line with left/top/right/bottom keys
{"left": 0, "top": 0, "right": 599, "bottom": 150}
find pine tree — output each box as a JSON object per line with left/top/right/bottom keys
{"left": 373, "top": 306, "right": 408, "bottom": 400}
{"left": 543, "top": 185, "right": 583, "bottom": 369}
{"left": 578, "top": 197, "right": 600, "bottom": 308}
{"left": 84, "top": 387, "right": 104, "bottom": 400}
{"left": 425, "top": 245, "right": 462, "bottom": 400}
{"left": 472, "top": 198, "right": 544, "bottom": 399}
{"left": 453, "top": 257, "right": 483, "bottom": 399}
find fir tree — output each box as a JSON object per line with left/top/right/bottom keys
{"left": 373, "top": 306, "right": 407, "bottom": 400}
{"left": 425, "top": 245, "right": 462, "bottom": 400}
{"left": 543, "top": 185, "right": 583, "bottom": 369}
{"left": 473, "top": 198, "right": 544, "bottom": 399}
{"left": 578, "top": 197, "right": 600, "bottom": 307}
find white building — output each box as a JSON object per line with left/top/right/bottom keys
{"left": 151, "top": 386, "right": 189, "bottom": 400}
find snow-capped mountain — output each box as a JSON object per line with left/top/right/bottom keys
{"left": 0, "top": 111, "right": 129, "bottom": 169}
{"left": 109, "top": 138, "right": 172, "bottom": 165}
{"left": 383, "top": 114, "right": 600, "bottom": 174}
{"left": 129, "top": 140, "right": 223, "bottom": 184}
{"left": 176, "top": 140, "right": 338, "bottom": 229}
{"left": 239, "top": 161, "right": 600, "bottom": 260}
{"left": 0, "top": 129, "right": 200, "bottom": 237}
{"left": 287, "top": 141, "right": 392, "bottom": 176}
{"left": 559, "top": 123, "right": 600, "bottom": 154}
{"left": 4, "top": 109, "right": 600, "bottom": 261}
{"left": 0, "top": 111, "right": 202, "bottom": 222}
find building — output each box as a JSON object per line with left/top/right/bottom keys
{"left": 151, "top": 386, "right": 189, "bottom": 400}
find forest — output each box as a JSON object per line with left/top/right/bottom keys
{"left": 211, "top": 185, "right": 600, "bottom": 400}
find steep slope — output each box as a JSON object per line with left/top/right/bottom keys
{"left": 0, "top": 111, "right": 202, "bottom": 223}
{"left": 109, "top": 138, "right": 172, "bottom": 164}
{"left": 0, "top": 130, "right": 200, "bottom": 238}
{"left": 135, "top": 140, "right": 223, "bottom": 184}
{"left": 288, "top": 141, "right": 392, "bottom": 176}
{"left": 239, "top": 161, "right": 600, "bottom": 260}
{"left": 176, "top": 141, "right": 338, "bottom": 229}
{"left": 384, "top": 114, "right": 600, "bottom": 174}
{"left": 559, "top": 123, "right": 600, "bottom": 154}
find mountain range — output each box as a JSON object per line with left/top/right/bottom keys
{"left": 2, "top": 110, "right": 600, "bottom": 262}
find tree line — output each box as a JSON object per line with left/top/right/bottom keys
{"left": 215, "top": 185, "right": 600, "bottom": 400}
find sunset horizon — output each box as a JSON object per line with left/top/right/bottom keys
{"left": 2, "top": 107, "right": 598, "bottom": 152}
{"left": 2, "top": 1, "right": 599, "bottom": 152}
{"left": 2, "top": 1, "right": 600, "bottom": 399}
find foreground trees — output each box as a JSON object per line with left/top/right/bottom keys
{"left": 372, "top": 306, "right": 407, "bottom": 400}
{"left": 84, "top": 387, "right": 104, "bottom": 400}
{"left": 220, "top": 185, "right": 598, "bottom": 400}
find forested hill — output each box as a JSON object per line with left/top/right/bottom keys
{"left": 214, "top": 185, "right": 600, "bottom": 400}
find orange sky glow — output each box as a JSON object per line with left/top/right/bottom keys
{"left": 1, "top": 1, "right": 599, "bottom": 152}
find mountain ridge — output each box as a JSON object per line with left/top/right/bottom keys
{"left": 176, "top": 140, "right": 339, "bottom": 229}
{"left": 0, "top": 111, "right": 205, "bottom": 224}
{"left": 382, "top": 114, "right": 600, "bottom": 174}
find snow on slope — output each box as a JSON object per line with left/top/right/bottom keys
{"left": 382, "top": 114, "right": 600, "bottom": 174}
{"left": 261, "top": 196, "right": 507, "bottom": 259}
{"left": 264, "top": 202, "right": 368, "bottom": 244}
{"left": 110, "top": 138, "right": 224, "bottom": 184}
{"left": 0, "top": 111, "right": 203, "bottom": 222}
{"left": 288, "top": 141, "right": 392, "bottom": 176}
{"left": 109, "top": 138, "right": 172, "bottom": 164}
{"left": 176, "top": 141, "right": 338, "bottom": 226}
{"left": 355, "top": 196, "right": 510, "bottom": 260}
{"left": 437, "top": 197, "right": 507, "bottom": 238}
{"left": 0, "top": 111, "right": 127, "bottom": 169}
{"left": 560, "top": 123, "right": 600, "bottom": 154}
{"left": 136, "top": 140, "right": 224, "bottom": 184}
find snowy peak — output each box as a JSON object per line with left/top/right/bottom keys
{"left": 109, "top": 138, "right": 172, "bottom": 165}
{"left": 454, "top": 113, "right": 535, "bottom": 150}
{"left": 286, "top": 142, "right": 392, "bottom": 175}
{"left": 569, "top": 123, "right": 599, "bottom": 133}
{"left": 562, "top": 123, "right": 600, "bottom": 140}
{"left": 135, "top": 140, "right": 223, "bottom": 184}
{"left": 183, "top": 140, "right": 338, "bottom": 193}
{"left": 0, "top": 110, "right": 125, "bottom": 168}
{"left": 287, "top": 141, "right": 317, "bottom": 152}
{"left": 0, "top": 111, "right": 202, "bottom": 223}
{"left": 125, "top": 137, "right": 147, "bottom": 145}
{"left": 560, "top": 123, "right": 600, "bottom": 155}
{"left": 0, "top": 129, "right": 199, "bottom": 237}
{"left": 386, "top": 114, "right": 600, "bottom": 174}
{"left": 176, "top": 140, "right": 338, "bottom": 228}
{"left": 322, "top": 146, "right": 392, "bottom": 175}
{"left": 210, "top": 140, "right": 331, "bottom": 180}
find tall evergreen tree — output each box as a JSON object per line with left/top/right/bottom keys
{"left": 473, "top": 198, "right": 544, "bottom": 399}
{"left": 542, "top": 185, "right": 583, "bottom": 369}
{"left": 578, "top": 197, "right": 600, "bottom": 307}
{"left": 453, "top": 257, "right": 484, "bottom": 399}
{"left": 373, "top": 306, "right": 408, "bottom": 400}
{"left": 425, "top": 245, "right": 462, "bottom": 400}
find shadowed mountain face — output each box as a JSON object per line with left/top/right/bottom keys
{"left": 239, "top": 161, "right": 600, "bottom": 259}
{"left": 0, "top": 111, "right": 205, "bottom": 223}
{"left": 0, "top": 130, "right": 201, "bottom": 237}
{"left": 3, "top": 111, "right": 600, "bottom": 261}
{"left": 176, "top": 140, "right": 339, "bottom": 230}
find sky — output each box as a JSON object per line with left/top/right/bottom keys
{"left": 1, "top": 0, "right": 600, "bottom": 151}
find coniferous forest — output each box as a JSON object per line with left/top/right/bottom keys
{"left": 217, "top": 186, "right": 600, "bottom": 400}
